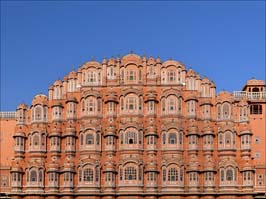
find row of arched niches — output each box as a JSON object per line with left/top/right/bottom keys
{"left": 11, "top": 54, "right": 254, "bottom": 194}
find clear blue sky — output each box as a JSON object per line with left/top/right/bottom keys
{"left": 1, "top": 1, "right": 265, "bottom": 111}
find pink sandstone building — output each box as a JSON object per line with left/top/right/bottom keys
{"left": 1, "top": 53, "right": 265, "bottom": 199}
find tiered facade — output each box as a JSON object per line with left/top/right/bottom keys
{"left": 10, "top": 53, "right": 266, "bottom": 199}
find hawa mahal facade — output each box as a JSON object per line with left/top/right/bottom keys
{"left": 0, "top": 53, "right": 265, "bottom": 199}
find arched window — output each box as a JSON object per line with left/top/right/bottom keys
{"left": 127, "top": 70, "right": 136, "bottom": 81}
{"left": 88, "top": 71, "right": 97, "bottom": 83}
{"left": 225, "top": 132, "right": 232, "bottom": 145}
{"left": 138, "top": 96, "right": 143, "bottom": 110}
{"left": 97, "top": 99, "right": 101, "bottom": 112}
{"left": 82, "top": 100, "right": 85, "bottom": 112}
{"left": 138, "top": 166, "right": 142, "bottom": 181}
{"left": 43, "top": 107, "right": 48, "bottom": 121}
{"left": 12, "top": 173, "right": 17, "bottom": 181}
{"left": 67, "top": 102, "right": 77, "bottom": 118}
{"left": 226, "top": 131, "right": 235, "bottom": 149}
{"left": 80, "top": 134, "right": 84, "bottom": 145}
{"left": 219, "top": 133, "right": 223, "bottom": 145}
{"left": 83, "top": 168, "right": 93, "bottom": 182}
{"left": 78, "top": 169, "right": 82, "bottom": 182}
{"left": 41, "top": 133, "right": 46, "bottom": 146}
{"left": 120, "top": 132, "right": 123, "bottom": 144}
{"left": 226, "top": 169, "right": 233, "bottom": 181}
{"left": 167, "top": 95, "right": 177, "bottom": 113}
{"left": 243, "top": 107, "right": 247, "bottom": 116}
{"left": 96, "top": 133, "right": 100, "bottom": 145}
{"left": 161, "top": 98, "right": 166, "bottom": 112}
{"left": 95, "top": 166, "right": 100, "bottom": 182}
{"left": 139, "top": 68, "right": 142, "bottom": 81}
{"left": 217, "top": 104, "right": 221, "bottom": 120}
{"left": 121, "top": 68, "right": 124, "bottom": 81}
{"left": 126, "top": 95, "right": 137, "bottom": 111}
{"left": 239, "top": 106, "right": 248, "bottom": 120}
{"left": 82, "top": 72, "right": 86, "bottom": 84}
{"left": 52, "top": 106, "right": 62, "bottom": 120}
{"left": 169, "top": 98, "right": 176, "bottom": 111}
{"left": 168, "top": 133, "right": 177, "bottom": 144}
{"left": 188, "top": 77, "right": 196, "bottom": 90}
{"left": 221, "top": 169, "right": 224, "bottom": 181}
{"left": 126, "top": 131, "right": 137, "bottom": 144}
{"left": 107, "top": 66, "right": 116, "bottom": 80}
{"left": 110, "top": 66, "right": 114, "bottom": 77}
{"left": 168, "top": 70, "right": 176, "bottom": 82}
{"left": 35, "top": 106, "right": 42, "bottom": 121}
{"left": 187, "top": 100, "right": 196, "bottom": 115}
{"left": 67, "top": 79, "right": 76, "bottom": 92}
{"left": 125, "top": 167, "right": 137, "bottom": 180}
{"left": 162, "top": 133, "right": 166, "bottom": 144}
{"left": 39, "top": 170, "right": 43, "bottom": 182}
{"left": 177, "top": 67, "right": 182, "bottom": 83}
{"left": 54, "top": 86, "right": 62, "bottom": 99}
{"left": 222, "top": 103, "right": 230, "bottom": 119}
{"left": 147, "top": 101, "right": 155, "bottom": 112}
{"left": 17, "top": 109, "right": 23, "bottom": 121}
{"left": 179, "top": 132, "right": 183, "bottom": 145}
{"left": 88, "top": 97, "right": 96, "bottom": 113}
{"left": 119, "top": 167, "right": 123, "bottom": 180}
{"left": 180, "top": 167, "right": 184, "bottom": 181}
{"left": 120, "top": 97, "right": 124, "bottom": 111}
{"left": 162, "top": 168, "right": 166, "bottom": 181}
{"left": 30, "top": 170, "right": 37, "bottom": 182}
{"left": 161, "top": 70, "right": 166, "bottom": 83}
{"left": 178, "top": 97, "right": 182, "bottom": 112}
{"left": 138, "top": 131, "right": 142, "bottom": 144}
{"left": 168, "top": 168, "right": 178, "bottom": 181}
{"left": 33, "top": 133, "right": 39, "bottom": 146}
{"left": 86, "top": 134, "right": 94, "bottom": 145}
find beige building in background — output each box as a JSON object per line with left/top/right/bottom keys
{"left": 0, "top": 53, "right": 265, "bottom": 199}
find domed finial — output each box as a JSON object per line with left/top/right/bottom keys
{"left": 91, "top": 56, "right": 95, "bottom": 61}
{"left": 130, "top": 50, "right": 133, "bottom": 54}
{"left": 142, "top": 54, "right": 147, "bottom": 62}
{"left": 156, "top": 56, "right": 161, "bottom": 63}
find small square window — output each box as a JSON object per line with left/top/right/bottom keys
{"left": 254, "top": 152, "right": 260, "bottom": 159}
{"left": 258, "top": 174, "right": 263, "bottom": 179}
